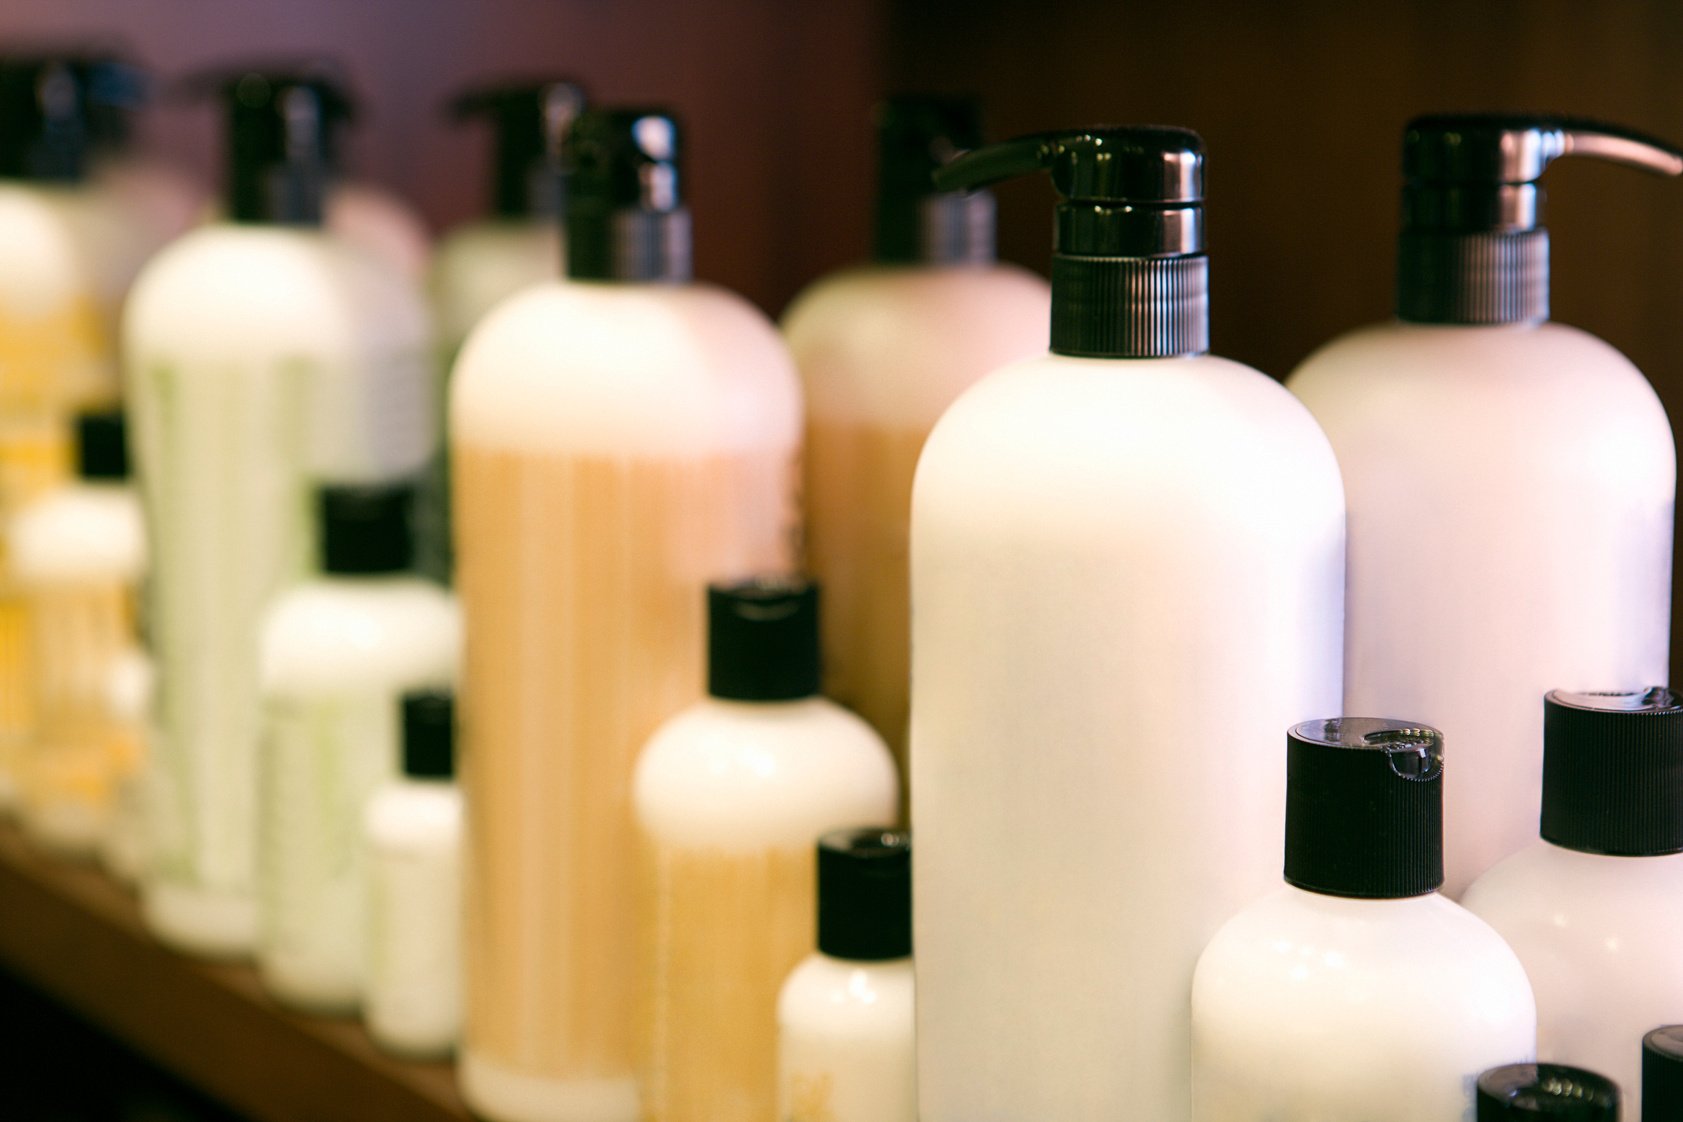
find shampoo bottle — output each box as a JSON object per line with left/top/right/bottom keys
{"left": 256, "top": 483, "right": 459, "bottom": 1013}
{"left": 1645, "top": 1027, "right": 1683, "bottom": 1122}
{"left": 1192, "top": 718, "right": 1536, "bottom": 1122}
{"left": 1463, "top": 689, "right": 1683, "bottom": 1116}
{"left": 634, "top": 579, "right": 898, "bottom": 1122}
{"left": 450, "top": 108, "right": 801, "bottom": 1122}
{"left": 910, "top": 128, "right": 1344, "bottom": 1122}
{"left": 781, "top": 95, "right": 1047, "bottom": 764}
{"left": 1287, "top": 117, "right": 1682, "bottom": 896}
{"left": 125, "top": 71, "right": 436, "bottom": 958}
{"left": 777, "top": 828, "right": 914, "bottom": 1122}
{"left": 1477, "top": 1065, "right": 1619, "bottom": 1121}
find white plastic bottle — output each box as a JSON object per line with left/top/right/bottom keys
{"left": 1287, "top": 117, "right": 1682, "bottom": 896}
{"left": 1645, "top": 1027, "right": 1683, "bottom": 1122}
{"left": 363, "top": 688, "right": 462, "bottom": 1059}
{"left": 1463, "top": 690, "right": 1683, "bottom": 1117}
{"left": 9, "top": 410, "right": 146, "bottom": 855}
{"left": 1193, "top": 718, "right": 1537, "bottom": 1122}
{"left": 1478, "top": 1064, "right": 1619, "bottom": 1121}
{"left": 634, "top": 580, "right": 898, "bottom": 1122}
{"left": 257, "top": 483, "right": 459, "bottom": 1013}
{"left": 778, "top": 828, "right": 913, "bottom": 1122}
{"left": 451, "top": 108, "right": 801, "bottom": 1122}
{"left": 125, "top": 72, "right": 436, "bottom": 959}
{"left": 781, "top": 96, "right": 1047, "bottom": 765}
{"left": 911, "top": 129, "right": 1344, "bottom": 1122}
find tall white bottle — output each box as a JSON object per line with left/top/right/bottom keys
{"left": 124, "top": 72, "right": 436, "bottom": 958}
{"left": 1463, "top": 690, "right": 1683, "bottom": 1117}
{"left": 451, "top": 108, "right": 801, "bottom": 1122}
{"left": 911, "top": 129, "right": 1345, "bottom": 1122}
{"left": 1478, "top": 1064, "right": 1619, "bottom": 1121}
{"left": 1287, "top": 117, "right": 1682, "bottom": 896}
{"left": 1193, "top": 718, "right": 1536, "bottom": 1122}
{"left": 782, "top": 96, "right": 1047, "bottom": 767}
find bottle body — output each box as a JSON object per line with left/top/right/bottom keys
{"left": 777, "top": 954, "right": 914, "bottom": 1122}
{"left": 124, "top": 223, "right": 436, "bottom": 957}
{"left": 911, "top": 352, "right": 1345, "bottom": 1122}
{"left": 451, "top": 281, "right": 801, "bottom": 1122}
{"left": 1287, "top": 321, "right": 1675, "bottom": 895}
{"left": 1192, "top": 886, "right": 1536, "bottom": 1121}
{"left": 784, "top": 264, "right": 1047, "bottom": 765}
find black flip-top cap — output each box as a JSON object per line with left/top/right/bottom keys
{"left": 564, "top": 106, "right": 689, "bottom": 282}
{"left": 451, "top": 78, "right": 586, "bottom": 219}
{"left": 1644, "top": 1026, "right": 1683, "bottom": 1122}
{"left": 1284, "top": 717, "right": 1444, "bottom": 898}
{"left": 1540, "top": 688, "right": 1683, "bottom": 856}
{"left": 817, "top": 828, "right": 910, "bottom": 961}
{"left": 75, "top": 409, "right": 128, "bottom": 480}
{"left": 401, "top": 689, "right": 455, "bottom": 780}
{"left": 206, "top": 68, "right": 351, "bottom": 224}
{"left": 874, "top": 94, "right": 993, "bottom": 266}
{"left": 318, "top": 482, "right": 414, "bottom": 576}
{"left": 1478, "top": 1064, "right": 1619, "bottom": 1120}
{"left": 707, "top": 577, "right": 820, "bottom": 702}
{"left": 0, "top": 57, "right": 93, "bottom": 181}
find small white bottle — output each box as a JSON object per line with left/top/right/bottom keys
{"left": 1463, "top": 690, "right": 1683, "bottom": 1118}
{"left": 778, "top": 828, "right": 913, "bottom": 1122}
{"left": 1192, "top": 718, "right": 1536, "bottom": 1122}
{"left": 634, "top": 579, "right": 899, "bottom": 1122}
{"left": 1477, "top": 1063, "right": 1619, "bottom": 1121}
{"left": 363, "top": 688, "right": 462, "bottom": 1059}
{"left": 257, "top": 483, "right": 459, "bottom": 1014}
{"left": 1645, "top": 1027, "right": 1683, "bottom": 1122}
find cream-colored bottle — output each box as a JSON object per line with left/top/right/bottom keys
{"left": 782, "top": 96, "right": 1047, "bottom": 766}
{"left": 1287, "top": 117, "right": 1681, "bottom": 896}
{"left": 451, "top": 108, "right": 801, "bottom": 1122}
{"left": 125, "top": 72, "right": 435, "bottom": 958}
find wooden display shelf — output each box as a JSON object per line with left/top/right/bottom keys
{"left": 0, "top": 820, "right": 472, "bottom": 1122}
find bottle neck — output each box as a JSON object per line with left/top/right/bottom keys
{"left": 875, "top": 190, "right": 997, "bottom": 266}
{"left": 1396, "top": 229, "right": 1549, "bottom": 325}
{"left": 567, "top": 207, "right": 691, "bottom": 282}
{"left": 1049, "top": 254, "right": 1210, "bottom": 358}
{"left": 228, "top": 161, "right": 326, "bottom": 225}
{"left": 492, "top": 154, "right": 563, "bottom": 221}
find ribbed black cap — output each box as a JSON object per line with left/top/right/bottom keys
{"left": 0, "top": 57, "right": 91, "bottom": 181}
{"left": 75, "top": 410, "right": 128, "bottom": 480}
{"left": 401, "top": 689, "right": 455, "bottom": 780}
{"left": 213, "top": 70, "right": 350, "bottom": 225}
{"left": 1284, "top": 717, "right": 1444, "bottom": 898}
{"left": 1541, "top": 688, "right": 1683, "bottom": 856}
{"left": 706, "top": 577, "right": 820, "bottom": 702}
{"left": 1644, "top": 1026, "right": 1683, "bottom": 1122}
{"left": 1478, "top": 1064, "right": 1620, "bottom": 1120}
{"left": 565, "top": 107, "right": 690, "bottom": 283}
{"left": 318, "top": 483, "right": 414, "bottom": 575}
{"left": 817, "top": 828, "right": 910, "bottom": 961}
{"left": 874, "top": 95, "right": 994, "bottom": 266}
{"left": 451, "top": 79, "right": 586, "bottom": 219}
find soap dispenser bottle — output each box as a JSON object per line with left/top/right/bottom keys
{"left": 450, "top": 108, "right": 801, "bottom": 1122}
{"left": 124, "top": 71, "right": 436, "bottom": 958}
{"left": 1477, "top": 1064, "right": 1620, "bottom": 1121}
{"left": 781, "top": 95, "right": 1047, "bottom": 763}
{"left": 910, "top": 128, "right": 1345, "bottom": 1122}
{"left": 1287, "top": 117, "right": 1682, "bottom": 896}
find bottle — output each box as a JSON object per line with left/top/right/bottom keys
{"left": 1286, "top": 116, "right": 1682, "bottom": 896}
{"left": 1462, "top": 689, "right": 1683, "bottom": 1116}
{"left": 451, "top": 108, "right": 801, "bottom": 1122}
{"left": 256, "top": 483, "right": 459, "bottom": 1013}
{"left": 1477, "top": 1064, "right": 1619, "bottom": 1120}
{"left": 363, "top": 688, "right": 463, "bottom": 1060}
{"left": 781, "top": 95, "right": 1047, "bottom": 767}
{"left": 634, "top": 580, "right": 898, "bottom": 1122}
{"left": 777, "top": 828, "right": 913, "bottom": 1122}
{"left": 910, "top": 128, "right": 1345, "bottom": 1122}
{"left": 125, "top": 70, "right": 436, "bottom": 958}
{"left": 1192, "top": 718, "right": 1537, "bottom": 1122}
{"left": 9, "top": 409, "right": 146, "bottom": 855}
{"left": 1644, "top": 1027, "right": 1683, "bottom": 1122}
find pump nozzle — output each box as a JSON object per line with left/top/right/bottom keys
{"left": 450, "top": 78, "right": 586, "bottom": 219}
{"left": 934, "top": 126, "right": 1207, "bottom": 358}
{"left": 1398, "top": 114, "right": 1683, "bottom": 324}
{"left": 564, "top": 107, "right": 689, "bottom": 283}
{"left": 874, "top": 94, "right": 993, "bottom": 265}
{"left": 0, "top": 56, "right": 96, "bottom": 181}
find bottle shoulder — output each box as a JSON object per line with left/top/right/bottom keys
{"left": 260, "top": 578, "right": 461, "bottom": 693}
{"left": 10, "top": 484, "right": 145, "bottom": 582}
{"left": 365, "top": 781, "right": 463, "bottom": 850}
{"left": 778, "top": 953, "right": 916, "bottom": 1029}
{"left": 0, "top": 184, "right": 104, "bottom": 309}
{"left": 1464, "top": 843, "right": 1683, "bottom": 928}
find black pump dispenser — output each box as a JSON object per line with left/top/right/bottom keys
{"left": 565, "top": 107, "right": 688, "bottom": 283}
{"left": 1539, "top": 688, "right": 1683, "bottom": 856}
{"left": 706, "top": 577, "right": 821, "bottom": 703}
{"left": 318, "top": 482, "right": 414, "bottom": 576}
{"left": 401, "top": 689, "right": 455, "bottom": 781}
{"left": 210, "top": 71, "right": 350, "bottom": 225}
{"left": 75, "top": 409, "right": 129, "bottom": 481}
{"left": 0, "top": 57, "right": 94, "bottom": 181}
{"left": 933, "top": 126, "right": 1207, "bottom": 359}
{"left": 874, "top": 95, "right": 993, "bottom": 266}
{"left": 451, "top": 79, "right": 586, "bottom": 220}
{"left": 1476, "top": 1064, "right": 1619, "bottom": 1120}
{"left": 1398, "top": 115, "right": 1683, "bottom": 325}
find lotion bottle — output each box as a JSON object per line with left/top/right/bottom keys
{"left": 1645, "top": 1027, "right": 1683, "bottom": 1122}
{"left": 125, "top": 71, "right": 436, "bottom": 958}
{"left": 1287, "top": 117, "right": 1683, "bottom": 896}
{"left": 1478, "top": 1064, "right": 1619, "bottom": 1121}
{"left": 1463, "top": 689, "right": 1683, "bottom": 1117}
{"left": 777, "top": 828, "right": 913, "bottom": 1122}
{"left": 1192, "top": 718, "right": 1537, "bottom": 1122}
{"left": 910, "top": 128, "right": 1345, "bottom": 1122}
{"left": 363, "top": 688, "right": 463, "bottom": 1060}
{"left": 256, "top": 483, "right": 459, "bottom": 1013}
{"left": 634, "top": 579, "right": 898, "bottom": 1122}
{"left": 781, "top": 95, "right": 1047, "bottom": 766}
{"left": 450, "top": 108, "right": 801, "bottom": 1122}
